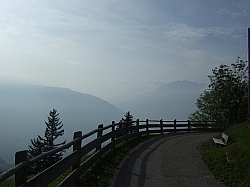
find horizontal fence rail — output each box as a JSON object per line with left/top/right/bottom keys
{"left": 0, "top": 119, "right": 225, "bottom": 186}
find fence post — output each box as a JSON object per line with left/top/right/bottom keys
{"left": 111, "top": 121, "right": 115, "bottom": 142}
{"left": 15, "top": 150, "right": 27, "bottom": 187}
{"left": 146, "top": 119, "right": 149, "bottom": 135}
{"left": 174, "top": 119, "right": 177, "bottom": 133}
{"left": 160, "top": 119, "right": 163, "bottom": 135}
{"left": 72, "top": 131, "right": 82, "bottom": 172}
{"left": 96, "top": 124, "right": 103, "bottom": 152}
{"left": 136, "top": 119, "right": 140, "bottom": 137}
{"left": 188, "top": 120, "right": 190, "bottom": 132}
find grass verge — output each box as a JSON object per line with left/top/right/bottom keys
{"left": 200, "top": 122, "right": 250, "bottom": 187}
{"left": 0, "top": 135, "right": 155, "bottom": 187}
{"left": 75, "top": 135, "right": 155, "bottom": 187}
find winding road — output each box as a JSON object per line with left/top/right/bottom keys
{"left": 109, "top": 133, "right": 226, "bottom": 187}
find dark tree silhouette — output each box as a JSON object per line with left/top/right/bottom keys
{"left": 122, "top": 111, "right": 133, "bottom": 126}
{"left": 28, "top": 109, "right": 66, "bottom": 173}
{"left": 117, "top": 111, "right": 134, "bottom": 136}
{"left": 28, "top": 137, "right": 45, "bottom": 173}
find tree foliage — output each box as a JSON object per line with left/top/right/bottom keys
{"left": 116, "top": 111, "right": 134, "bottom": 137}
{"left": 28, "top": 109, "right": 66, "bottom": 173}
{"left": 28, "top": 137, "right": 45, "bottom": 172}
{"left": 118, "top": 111, "right": 133, "bottom": 128}
{"left": 189, "top": 57, "right": 248, "bottom": 125}
{"left": 122, "top": 111, "right": 133, "bottom": 124}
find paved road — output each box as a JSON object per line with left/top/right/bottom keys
{"left": 109, "top": 133, "right": 226, "bottom": 187}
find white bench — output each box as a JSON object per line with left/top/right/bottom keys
{"left": 212, "top": 133, "right": 229, "bottom": 146}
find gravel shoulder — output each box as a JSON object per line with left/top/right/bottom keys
{"left": 108, "top": 133, "right": 226, "bottom": 187}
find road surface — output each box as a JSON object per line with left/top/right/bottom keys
{"left": 109, "top": 133, "right": 226, "bottom": 187}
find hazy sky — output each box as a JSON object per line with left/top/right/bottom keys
{"left": 1, "top": 0, "right": 249, "bottom": 104}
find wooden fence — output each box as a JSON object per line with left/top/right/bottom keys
{"left": 0, "top": 119, "right": 225, "bottom": 187}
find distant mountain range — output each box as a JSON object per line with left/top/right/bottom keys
{"left": 0, "top": 82, "right": 125, "bottom": 168}
{"left": 0, "top": 156, "right": 13, "bottom": 172}
{"left": 0, "top": 80, "right": 206, "bottom": 171}
{"left": 117, "top": 80, "right": 207, "bottom": 120}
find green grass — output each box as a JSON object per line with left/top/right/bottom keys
{"left": 0, "top": 179, "right": 13, "bottom": 187}
{"left": 201, "top": 122, "right": 250, "bottom": 187}
{"left": 0, "top": 135, "right": 154, "bottom": 187}
{"left": 0, "top": 173, "right": 40, "bottom": 187}
{"left": 75, "top": 135, "right": 155, "bottom": 187}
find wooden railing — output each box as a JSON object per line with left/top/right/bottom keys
{"left": 0, "top": 119, "right": 225, "bottom": 186}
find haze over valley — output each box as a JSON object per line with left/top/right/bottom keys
{"left": 0, "top": 80, "right": 206, "bottom": 171}
{"left": 0, "top": 0, "right": 248, "bottom": 172}
{"left": 0, "top": 81, "right": 124, "bottom": 168}
{"left": 117, "top": 80, "right": 206, "bottom": 120}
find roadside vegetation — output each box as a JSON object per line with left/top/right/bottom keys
{"left": 201, "top": 122, "right": 250, "bottom": 187}
{"left": 75, "top": 135, "right": 154, "bottom": 187}
{"left": 0, "top": 135, "right": 154, "bottom": 187}
{"left": 189, "top": 57, "right": 248, "bottom": 124}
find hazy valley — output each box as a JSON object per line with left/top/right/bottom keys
{"left": 0, "top": 82, "right": 124, "bottom": 170}
{"left": 0, "top": 80, "right": 206, "bottom": 171}
{"left": 117, "top": 80, "right": 207, "bottom": 120}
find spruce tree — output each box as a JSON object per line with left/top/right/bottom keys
{"left": 122, "top": 111, "right": 133, "bottom": 126}
{"left": 28, "top": 109, "right": 66, "bottom": 173}
{"left": 40, "top": 109, "right": 66, "bottom": 169}
{"left": 28, "top": 137, "right": 45, "bottom": 173}
{"left": 117, "top": 111, "right": 134, "bottom": 136}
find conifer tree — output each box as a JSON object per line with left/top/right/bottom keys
{"left": 117, "top": 111, "right": 134, "bottom": 135}
{"left": 122, "top": 111, "right": 133, "bottom": 126}
{"left": 40, "top": 109, "right": 66, "bottom": 169}
{"left": 28, "top": 109, "right": 66, "bottom": 173}
{"left": 28, "top": 137, "right": 45, "bottom": 173}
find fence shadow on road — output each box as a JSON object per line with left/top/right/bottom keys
{"left": 111, "top": 135, "right": 169, "bottom": 187}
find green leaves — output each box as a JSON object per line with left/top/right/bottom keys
{"left": 190, "top": 57, "right": 248, "bottom": 124}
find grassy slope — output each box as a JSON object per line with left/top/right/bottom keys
{"left": 201, "top": 123, "right": 250, "bottom": 187}
{"left": 0, "top": 135, "right": 154, "bottom": 187}
{"left": 3, "top": 126, "right": 249, "bottom": 187}
{"left": 75, "top": 135, "right": 154, "bottom": 187}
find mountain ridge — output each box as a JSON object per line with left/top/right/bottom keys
{"left": 0, "top": 156, "right": 13, "bottom": 172}
{"left": 0, "top": 80, "right": 207, "bottom": 167}
{"left": 117, "top": 80, "right": 207, "bottom": 120}
{"left": 0, "top": 82, "right": 125, "bottom": 164}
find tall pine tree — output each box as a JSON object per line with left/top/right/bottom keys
{"left": 28, "top": 109, "right": 66, "bottom": 173}
{"left": 41, "top": 109, "right": 66, "bottom": 169}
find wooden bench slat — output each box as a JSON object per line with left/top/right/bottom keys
{"left": 212, "top": 133, "right": 229, "bottom": 146}
{"left": 212, "top": 138, "right": 226, "bottom": 145}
